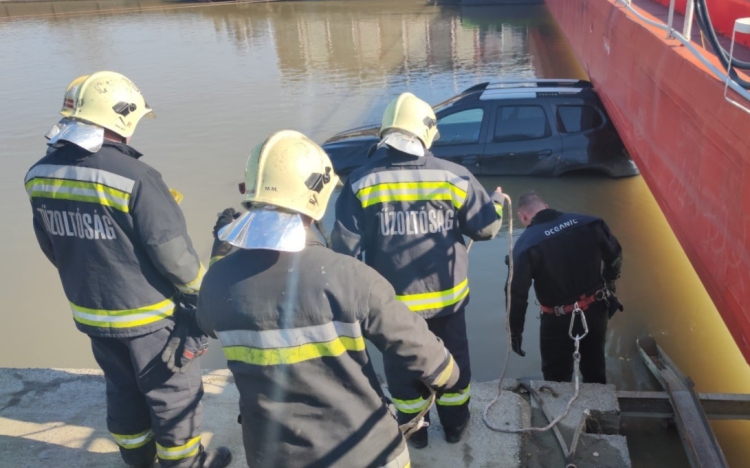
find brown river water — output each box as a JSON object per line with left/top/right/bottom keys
{"left": 1, "top": 0, "right": 749, "bottom": 465}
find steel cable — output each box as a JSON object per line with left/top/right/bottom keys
{"left": 482, "top": 194, "right": 585, "bottom": 434}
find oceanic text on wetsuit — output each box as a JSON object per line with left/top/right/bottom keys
{"left": 544, "top": 219, "right": 578, "bottom": 236}
{"left": 36, "top": 206, "right": 117, "bottom": 240}
{"left": 375, "top": 209, "right": 455, "bottom": 236}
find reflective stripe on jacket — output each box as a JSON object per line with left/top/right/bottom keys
{"left": 332, "top": 147, "right": 503, "bottom": 319}
{"left": 196, "top": 231, "right": 458, "bottom": 468}
{"left": 26, "top": 141, "right": 203, "bottom": 338}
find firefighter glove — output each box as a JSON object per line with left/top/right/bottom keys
{"left": 162, "top": 302, "right": 209, "bottom": 374}
{"left": 606, "top": 280, "right": 617, "bottom": 295}
{"left": 511, "top": 334, "right": 526, "bottom": 357}
{"left": 213, "top": 207, "right": 241, "bottom": 238}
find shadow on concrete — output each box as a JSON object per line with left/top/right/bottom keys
{"left": 0, "top": 368, "right": 247, "bottom": 467}
{"left": 0, "top": 434, "right": 122, "bottom": 468}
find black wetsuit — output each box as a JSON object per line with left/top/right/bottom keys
{"left": 508, "top": 209, "right": 622, "bottom": 383}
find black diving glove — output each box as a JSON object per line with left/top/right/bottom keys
{"left": 607, "top": 293, "right": 624, "bottom": 319}
{"left": 511, "top": 334, "right": 526, "bottom": 357}
{"left": 605, "top": 281, "right": 624, "bottom": 319}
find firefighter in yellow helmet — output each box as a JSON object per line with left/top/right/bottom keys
{"left": 198, "top": 129, "right": 460, "bottom": 468}
{"left": 332, "top": 93, "right": 505, "bottom": 448}
{"left": 25, "top": 72, "right": 231, "bottom": 468}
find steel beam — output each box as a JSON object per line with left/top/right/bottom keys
{"left": 617, "top": 391, "right": 750, "bottom": 420}
{"left": 638, "top": 337, "right": 730, "bottom": 468}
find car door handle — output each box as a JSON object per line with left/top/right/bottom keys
{"left": 537, "top": 150, "right": 553, "bottom": 158}
{"left": 461, "top": 155, "right": 480, "bottom": 166}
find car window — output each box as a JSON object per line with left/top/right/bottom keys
{"left": 493, "top": 106, "right": 549, "bottom": 142}
{"left": 433, "top": 108, "right": 484, "bottom": 146}
{"left": 556, "top": 105, "right": 603, "bottom": 133}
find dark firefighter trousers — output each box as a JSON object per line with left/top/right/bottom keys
{"left": 90, "top": 322, "right": 205, "bottom": 467}
{"left": 540, "top": 301, "right": 609, "bottom": 384}
{"left": 386, "top": 308, "right": 471, "bottom": 431}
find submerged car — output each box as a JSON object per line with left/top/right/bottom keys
{"left": 322, "top": 79, "right": 638, "bottom": 178}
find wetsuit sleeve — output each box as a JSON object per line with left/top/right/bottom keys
{"left": 362, "top": 271, "right": 460, "bottom": 390}
{"left": 507, "top": 247, "right": 533, "bottom": 337}
{"left": 331, "top": 177, "right": 365, "bottom": 258}
{"left": 457, "top": 173, "right": 503, "bottom": 241}
{"left": 32, "top": 215, "right": 56, "bottom": 266}
{"left": 598, "top": 221, "right": 623, "bottom": 281}
{"left": 131, "top": 168, "right": 205, "bottom": 295}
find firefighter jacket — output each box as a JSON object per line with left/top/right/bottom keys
{"left": 196, "top": 230, "right": 459, "bottom": 468}
{"left": 508, "top": 209, "right": 623, "bottom": 336}
{"left": 332, "top": 147, "right": 504, "bottom": 320}
{"left": 25, "top": 141, "right": 205, "bottom": 338}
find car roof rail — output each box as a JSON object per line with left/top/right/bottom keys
{"left": 485, "top": 79, "right": 592, "bottom": 89}
{"left": 463, "top": 79, "right": 592, "bottom": 94}
{"left": 462, "top": 82, "right": 492, "bottom": 93}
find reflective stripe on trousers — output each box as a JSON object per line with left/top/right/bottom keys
{"left": 392, "top": 395, "right": 430, "bottom": 414}
{"left": 396, "top": 278, "right": 469, "bottom": 312}
{"left": 437, "top": 384, "right": 471, "bottom": 406}
{"left": 157, "top": 436, "right": 202, "bottom": 461}
{"left": 218, "top": 321, "right": 366, "bottom": 366}
{"left": 70, "top": 298, "right": 176, "bottom": 329}
{"left": 111, "top": 429, "right": 154, "bottom": 449}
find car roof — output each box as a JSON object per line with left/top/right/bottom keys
{"left": 439, "top": 79, "right": 596, "bottom": 108}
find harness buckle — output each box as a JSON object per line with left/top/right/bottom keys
{"left": 595, "top": 289, "right": 607, "bottom": 301}
{"left": 553, "top": 305, "right": 565, "bottom": 316}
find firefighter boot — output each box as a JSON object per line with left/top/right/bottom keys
{"left": 444, "top": 414, "right": 470, "bottom": 444}
{"left": 408, "top": 426, "right": 428, "bottom": 450}
{"left": 128, "top": 443, "right": 156, "bottom": 468}
{"left": 197, "top": 446, "right": 232, "bottom": 468}
{"left": 129, "top": 461, "right": 155, "bottom": 468}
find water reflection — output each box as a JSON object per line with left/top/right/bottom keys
{"left": 204, "top": 3, "right": 552, "bottom": 85}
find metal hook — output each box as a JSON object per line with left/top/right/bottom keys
{"left": 568, "top": 304, "right": 589, "bottom": 341}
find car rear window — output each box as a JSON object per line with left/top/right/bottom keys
{"left": 494, "top": 106, "right": 549, "bottom": 142}
{"left": 433, "top": 108, "right": 484, "bottom": 146}
{"left": 556, "top": 105, "right": 603, "bottom": 133}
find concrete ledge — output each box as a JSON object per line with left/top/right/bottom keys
{"left": 0, "top": 370, "right": 532, "bottom": 467}
{"left": 0, "top": 369, "right": 630, "bottom": 467}
{"left": 406, "top": 379, "right": 530, "bottom": 468}
{"left": 0, "top": 368, "right": 245, "bottom": 468}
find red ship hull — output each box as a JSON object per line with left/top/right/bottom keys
{"left": 545, "top": 0, "right": 750, "bottom": 363}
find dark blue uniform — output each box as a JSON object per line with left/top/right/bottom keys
{"left": 197, "top": 230, "right": 459, "bottom": 468}
{"left": 26, "top": 141, "right": 207, "bottom": 467}
{"left": 509, "top": 209, "right": 622, "bottom": 384}
{"left": 332, "top": 147, "right": 503, "bottom": 433}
